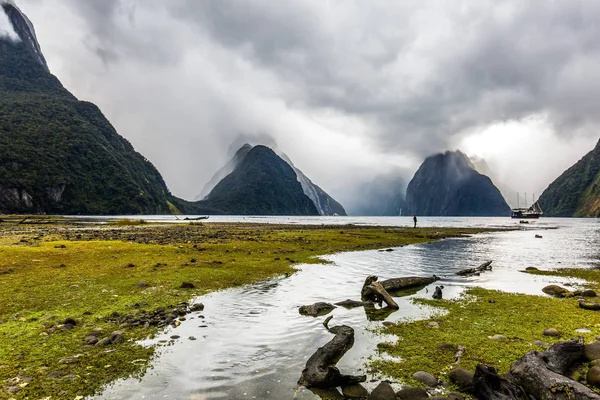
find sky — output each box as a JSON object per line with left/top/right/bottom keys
{"left": 4, "top": 0, "right": 600, "bottom": 204}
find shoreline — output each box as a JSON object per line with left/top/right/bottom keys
{"left": 0, "top": 220, "right": 490, "bottom": 399}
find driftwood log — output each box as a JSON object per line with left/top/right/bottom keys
{"left": 380, "top": 275, "right": 439, "bottom": 292}
{"left": 299, "top": 302, "right": 336, "bottom": 317}
{"left": 334, "top": 299, "right": 374, "bottom": 309}
{"left": 473, "top": 365, "right": 528, "bottom": 400}
{"left": 361, "top": 276, "right": 399, "bottom": 309}
{"left": 456, "top": 260, "right": 493, "bottom": 276}
{"left": 297, "top": 316, "right": 366, "bottom": 388}
{"left": 506, "top": 338, "right": 599, "bottom": 400}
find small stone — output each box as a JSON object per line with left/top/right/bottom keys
{"left": 448, "top": 368, "right": 474, "bottom": 393}
{"left": 575, "top": 328, "right": 592, "bottom": 334}
{"left": 382, "top": 321, "right": 395, "bottom": 327}
{"left": 59, "top": 354, "right": 83, "bottom": 364}
{"left": 47, "top": 371, "right": 63, "bottom": 378}
{"left": 180, "top": 282, "right": 195, "bottom": 289}
{"left": 188, "top": 336, "right": 197, "bottom": 341}
{"left": 395, "top": 386, "right": 428, "bottom": 399}
{"left": 543, "top": 328, "right": 561, "bottom": 337}
{"left": 427, "top": 321, "right": 440, "bottom": 329}
{"left": 542, "top": 285, "right": 571, "bottom": 298}
{"left": 531, "top": 340, "right": 550, "bottom": 347}
{"left": 587, "top": 366, "right": 600, "bottom": 388}
{"left": 437, "top": 344, "right": 456, "bottom": 352}
{"left": 412, "top": 371, "right": 439, "bottom": 387}
{"left": 341, "top": 383, "right": 369, "bottom": 399}
{"left": 84, "top": 335, "right": 99, "bottom": 345}
{"left": 488, "top": 334, "right": 508, "bottom": 342}
{"left": 136, "top": 281, "right": 148, "bottom": 288}
{"left": 110, "top": 332, "right": 124, "bottom": 344}
{"left": 170, "top": 335, "right": 180, "bottom": 339}
{"left": 63, "top": 317, "right": 77, "bottom": 326}
{"left": 582, "top": 290, "right": 597, "bottom": 298}
{"left": 96, "top": 337, "right": 112, "bottom": 346}
{"left": 368, "top": 381, "right": 396, "bottom": 400}
{"left": 584, "top": 342, "right": 600, "bottom": 361}
{"left": 190, "top": 303, "right": 204, "bottom": 312}
{"left": 525, "top": 267, "right": 538, "bottom": 271}
{"left": 447, "top": 392, "right": 464, "bottom": 400}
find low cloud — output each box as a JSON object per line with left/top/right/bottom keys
{"left": 11, "top": 0, "right": 600, "bottom": 200}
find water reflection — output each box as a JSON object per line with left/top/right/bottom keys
{"left": 95, "top": 218, "right": 598, "bottom": 400}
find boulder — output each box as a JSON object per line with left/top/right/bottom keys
{"left": 341, "top": 384, "right": 369, "bottom": 399}
{"left": 298, "top": 302, "right": 336, "bottom": 317}
{"left": 542, "top": 285, "right": 571, "bottom": 297}
{"left": 587, "top": 366, "right": 600, "bottom": 388}
{"left": 412, "top": 371, "right": 438, "bottom": 387}
{"left": 581, "top": 290, "right": 597, "bottom": 297}
{"left": 579, "top": 300, "right": 600, "bottom": 311}
{"left": 448, "top": 368, "right": 474, "bottom": 393}
{"left": 395, "top": 386, "right": 428, "bottom": 399}
{"left": 584, "top": 342, "right": 600, "bottom": 361}
{"left": 543, "top": 328, "right": 561, "bottom": 337}
{"left": 367, "top": 382, "right": 396, "bottom": 400}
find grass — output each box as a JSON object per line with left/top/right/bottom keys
{"left": 108, "top": 218, "right": 148, "bottom": 226}
{"left": 0, "top": 222, "right": 486, "bottom": 399}
{"left": 524, "top": 268, "right": 600, "bottom": 291}
{"left": 373, "top": 286, "right": 600, "bottom": 391}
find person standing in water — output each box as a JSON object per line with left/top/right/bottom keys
{"left": 413, "top": 215, "right": 417, "bottom": 228}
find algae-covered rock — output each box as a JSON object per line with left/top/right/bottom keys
{"left": 448, "top": 368, "right": 474, "bottom": 393}
{"left": 412, "top": 371, "right": 439, "bottom": 386}
{"left": 542, "top": 285, "right": 571, "bottom": 297}
{"left": 585, "top": 342, "right": 600, "bottom": 361}
{"left": 395, "top": 386, "right": 428, "bottom": 399}
{"left": 587, "top": 366, "right": 600, "bottom": 388}
{"left": 367, "top": 382, "right": 396, "bottom": 400}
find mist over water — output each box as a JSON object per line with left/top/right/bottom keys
{"left": 92, "top": 217, "right": 599, "bottom": 400}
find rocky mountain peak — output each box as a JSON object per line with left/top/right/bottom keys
{"left": 1, "top": 1, "right": 48, "bottom": 71}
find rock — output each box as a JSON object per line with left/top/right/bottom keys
{"left": 587, "top": 366, "right": 600, "bottom": 388}
{"left": 59, "top": 354, "right": 83, "bottom": 364}
{"left": 591, "top": 359, "right": 600, "bottom": 367}
{"left": 63, "top": 317, "right": 77, "bottom": 326}
{"left": 535, "top": 234, "right": 543, "bottom": 238}
{"left": 427, "top": 321, "right": 440, "bottom": 329}
{"left": 368, "top": 381, "right": 396, "bottom": 400}
{"left": 110, "top": 331, "right": 124, "bottom": 344}
{"left": 47, "top": 371, "right": 64, "bottom": 378}
{"left": 488, "top": 334, "right": 508, "bottom": 342}
{"left": 298, "top": 302, "right": 336, "bottom": 317}
{"left": 335, "top": 299, "right": 375, "bottom": 308}
{"left": 382, "top": 321, "right": 395, "bottom": 327}
{"left": 341, "top": 383, "right": 369, "bottom": 399}
{"left": 584, "top": 342, "right": 600, "bottom": 361}
{"left": 581, "top": 290, "right": 597, "bottom": 297}
{"left": 180, "top": 282, "right": 195, "bottom": 289}
{"left": 136, "top": 281, "right": 148, "bottom": 288}
{"left": 579, "top": 300, "right": 600, "bottom": 310}
{"left": 190, "top": 303, "right": 204, "bottom": 312}
{"left": 395, "top": 386, "right": 428, "bottom": 399}
{"left": 95, "top": 337, "right": 112, "bottom": 346}
{"left": 412, "top": 371, "right": 438, "bottom": 387}
{"left": 531, "top": 340, "right": 550, "bottom": 347}
{"left": 448, "top": 368, "right": 474, "bottom": 393}
{"left": 429, "top": 397, "right": 449, "bottom": 400}
{"left": 575, "top": 328, "right": 592, "bottom": 334}
{"left": 525, "top": 267, "right": 538, "bottom": 271}
{"left": 543, "top": 328, "right": 561, "bottom": 337}
{"left": 432, "top": 286, "right": 443, "bottom": 300}
{"left": 170, "top": 335, "right": 180, "bottom": 339}
{"left": 188, "top": 336, "right": 196, "bottom": 341}
{"left": 84, "top": 335, "right": 98, "bottom": 345}
{"left": 542, "top": 285, "right": 571, "bottom": 297}
{"left": 437, "top": 343, "right": 456, "bottom": 352}
{"left": 447, "top": 392, "right": 464, "bottom": 400}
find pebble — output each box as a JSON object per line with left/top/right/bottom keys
{"left": 188, "top": 336, "right": 197, "bottom": 341}
{"left": 488, "top": 334, "right": 508, "bottom": 341}
{"left": 412, "top": 371, "right": 439, "bottom": 387}
{"left": 543, "top": 328, "right": 561, "bottom": 337}
{"left": 170, "top": 335, "right": 180, "bottom": 339}
{"left": 575, "top": 328, "right": 592, "bottom": 334}
{"left": 427, "top": 321, "right": 440, "bottom": 329}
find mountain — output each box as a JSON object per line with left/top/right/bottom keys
{"left": 197, "top": 143, "right": 346, "bottom": 216}
{"left": 342, "top": 172, "right": 406, "bottom": 216}
{"left": 469, "top": 156, "right": 517, "bottom": 208}
{"left": 196, "top": 145, "right": 320, "bottom": 215}
{"left": 404, "top": 150, "right": 511, "bottom": 216}
{"left": 0, "top": 1, "right": 178, "bottom": 214}
{"left": 538, "top": 139, "right": 600, "bottom": 217}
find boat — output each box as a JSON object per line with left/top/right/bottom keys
{"left": 511, "top": 202, "right": 543, "bottom": 219}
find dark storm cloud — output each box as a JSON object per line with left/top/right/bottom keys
{"left": 12, "top": 0, "right": 600, "bottom": 200}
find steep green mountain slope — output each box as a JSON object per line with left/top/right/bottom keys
{"left": 197, "top": 146, "right": 319, "bottom": 215}
{"left": 0, "top": 2, "right": 176, "bottom": 214}
{"left": 538, "top": 139, "right": 600, "bottom": 217}
{"left": 404, "top": 150, "right": 510, "bottom": 216}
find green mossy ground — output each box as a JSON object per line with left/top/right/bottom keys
{"left": 373, "top": 274, "right": 600, "bottom": 392}
{"left": 0, "top": 221, "right": 484, "bottom": 399}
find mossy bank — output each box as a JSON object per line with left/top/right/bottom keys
{"left": 372, "top": 268, "right": 600, "bottom": 394}
{"left": 0, "top": 220, "right": 486, "bottom": 399}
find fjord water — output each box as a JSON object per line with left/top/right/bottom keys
{"left": 94, "top": 217, "right": 599, "bottom": 400}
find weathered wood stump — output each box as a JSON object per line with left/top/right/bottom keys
{"left": 506, "top": 338, "right": 599, "bottom": 399}
{"left": 456, "top": 260, "right": 493, "bottom": 276}
{"left": 298, "top": 316, "right": 366, "bottom": 388}
{"left": 361, "top": 276, "right": 399, "bottom": 309}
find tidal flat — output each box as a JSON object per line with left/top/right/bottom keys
{"left": 0, "top": 219, "right": 486, "bottom": 399}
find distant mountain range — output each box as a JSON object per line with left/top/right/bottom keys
{"left": 196, "top": 144, "right": 346, "bottom": 216}
{"left": 342, "top": 171, "right": 406, "bottom": 216}
{"left": 538, "top": 139, "right": 600, "bottom": 217}
{"left": 404, "top": 151, "right": 511, "bottom": 216}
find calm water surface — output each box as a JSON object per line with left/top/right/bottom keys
{"left": 90, "top": 217, "right": 600, "bottom": 400}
